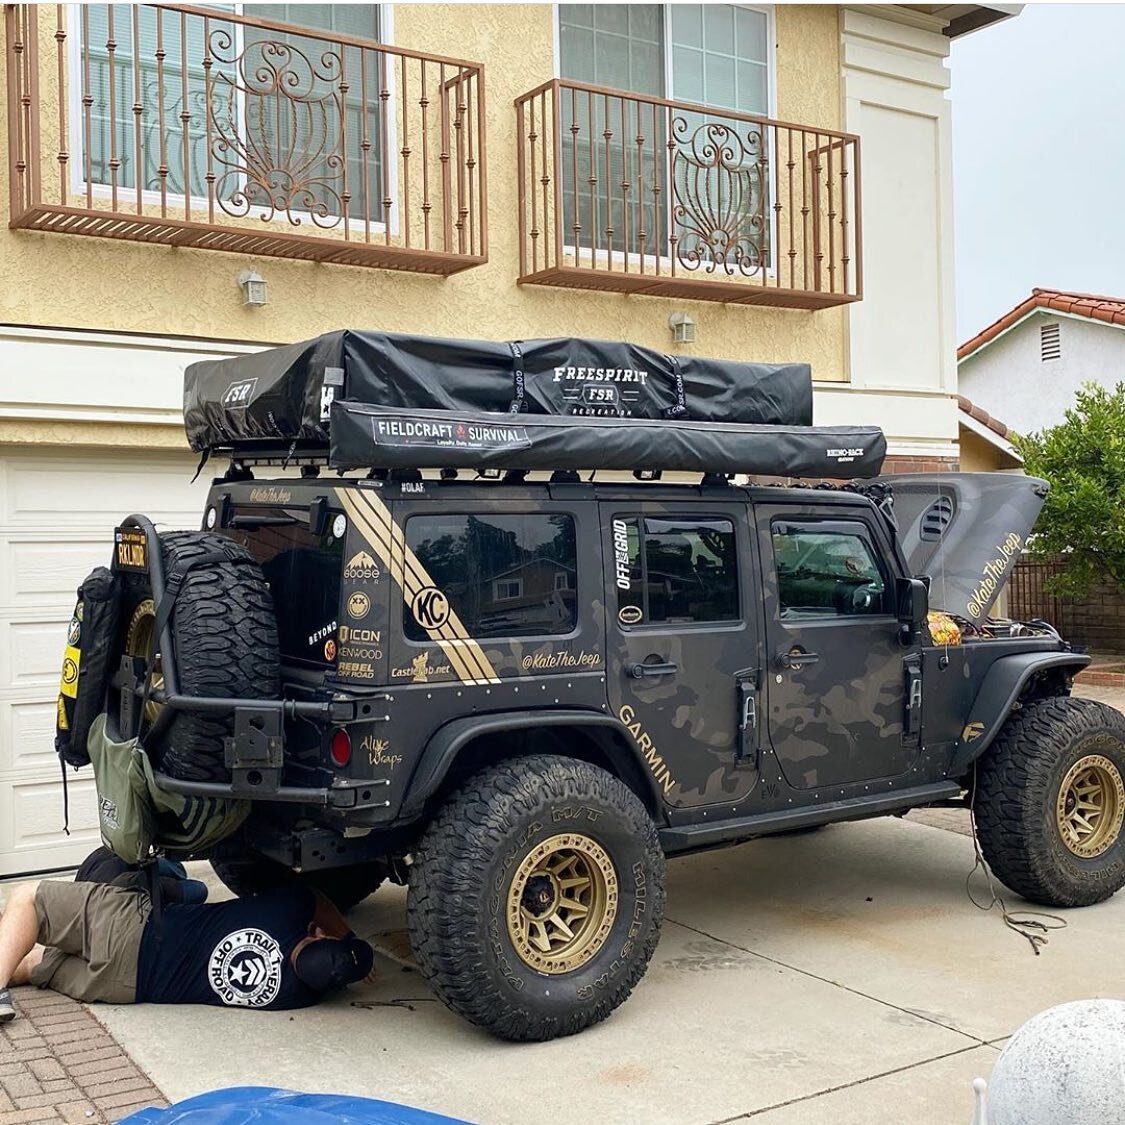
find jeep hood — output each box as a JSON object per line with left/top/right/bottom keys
{"left": 879, "top": 473, "right": 1049, "bottom": 625}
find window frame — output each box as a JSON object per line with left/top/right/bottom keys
{"left": 614, "top": 512, "right": 742, "bottom": 630}
{"left": 66, "top": 3, "right": 399, "bottom": 233}
{"left": 402, "top": 509, "right": 582, "bottom": 645}
{"left": 552, "top": 3, "right": 778, "bottom": 275}
{"left": 769, "top": 517, "right": 895, "bottom": 622}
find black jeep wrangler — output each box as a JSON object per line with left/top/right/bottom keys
{"left": 87, "top": 332, "right": 1125, "bottom": 1041}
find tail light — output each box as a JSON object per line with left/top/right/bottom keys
{"left": 330, "top": 728, "right": 352, "bottom": 768}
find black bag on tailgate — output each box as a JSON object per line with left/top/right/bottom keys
{"left": 55, "top": 567, "right": 121, "bottom": 769}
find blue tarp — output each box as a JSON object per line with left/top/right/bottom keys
{"left": 121, "top": 1087, "right": 477, "bottom": 1125}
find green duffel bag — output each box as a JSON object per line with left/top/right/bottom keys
{"left": 86, "top": 714, "right": 250, "bottom": 864}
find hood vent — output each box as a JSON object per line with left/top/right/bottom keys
{"left": 920, "top": 495, "right": 954, "bottom": 541}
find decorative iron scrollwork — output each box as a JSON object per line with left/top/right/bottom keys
{"left": 671, "top": 117, "right": 769, "bottom": 276}
{"left": 207, "top": 28, "right": 346, "bottom": 227}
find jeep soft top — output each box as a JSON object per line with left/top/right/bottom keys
{"left": 67, "top": 332, "right": 1123, "bottom": 1041}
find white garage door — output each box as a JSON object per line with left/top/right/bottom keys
{"left": 0, "top": 447, "right": 210, "bottom": 876}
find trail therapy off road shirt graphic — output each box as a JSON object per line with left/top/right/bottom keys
{"left": 208, "top": 928, "right": 284, "bottom": 1007}
{"left": 136, "top": 888, "right": 320, "bottom": 1010}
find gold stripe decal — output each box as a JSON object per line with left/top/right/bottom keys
{"left": 336, "top": 489, "right": 500, "bottom": 685}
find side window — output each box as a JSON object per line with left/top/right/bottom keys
{"left": 772, "top": 523, "right": 888, "bottom": 618}
{"left": 406, "top": 513, "right": 577, "bottom": 640}
{"left": 615, "top": 516, "right": 738, "bottom": 625}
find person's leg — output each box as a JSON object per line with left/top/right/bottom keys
{"left": 0, "top": 882, "right": 42, "bottom": 988}
{"left": 0, "top": 881, "right": 41, "bottom": 1022}
{"left": 12, "top": 946, "right": 45, "bottom": 987}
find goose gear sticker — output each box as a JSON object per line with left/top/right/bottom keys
{"left": 208, "top": 929, "right": 284, "bottom": 1008}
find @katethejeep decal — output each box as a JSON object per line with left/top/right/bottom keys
{"left": 371, "top": 416, "right": 531, "bottom": 452}
{"left": 412, "top": 586, "right": 450, "bottom": 630}
{"left": 221, "top": 378, "right": 258, "bottom": 410}
{"left": 208, "top": 929, "right": 283, "bottom": 1008}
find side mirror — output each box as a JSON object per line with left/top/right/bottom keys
{"left": 896, "top": 577, "right": 929, "bottom": 632}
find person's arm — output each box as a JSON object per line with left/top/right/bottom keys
{"left": 309, "top": 890, "right": 351, "bottom": 939}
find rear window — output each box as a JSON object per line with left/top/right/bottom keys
{"left": 225, "top": 516, "right": 344, "bottom": 667}
{"left": 405, "top": 512, "right": 577, "bottom": 640}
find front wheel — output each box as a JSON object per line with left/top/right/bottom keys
{"left": 407, "top": 755, "right": 666, "bottom": 1042}
{"left": 974, "top": 697, "right": 1125, "bottom": 908}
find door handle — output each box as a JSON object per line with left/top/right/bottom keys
{"left": 777, "top": 648, "right": 819, "bottom": 670}
{"left": 628, "top": 661, "right": 678, "bottom": 679}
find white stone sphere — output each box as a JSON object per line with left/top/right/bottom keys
{"left": 988, "top": 999, "right": 1125, "bottom": 1125}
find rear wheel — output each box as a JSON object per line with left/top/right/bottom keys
{"left": 974, "top": 697, "right": 1125, "bottom": 908}
{"left": 407, "top": 755, "right": 666, "bottom": 1042}
{"left": 114, "top": 531, "right": 279, "bottom": 782}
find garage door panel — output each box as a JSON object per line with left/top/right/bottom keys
{"left": 5, "top": 457, "right": 207, "bottom": 526}
{"left": 0, "top": 619, "right": 69, "bottom": 689}
{"left": 0, "top": 776, "right": 99, "bottom": 876}
{"left": 2, "top": 700, "right": 59, "bottom": 772}
{"left": 4, "top": 539, "right": 113, "bottom": 608}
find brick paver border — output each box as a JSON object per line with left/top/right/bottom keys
{"left": 0, "top": 989, "right": 167, "bottom": 1124}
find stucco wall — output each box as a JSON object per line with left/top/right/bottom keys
{"left": 959, "top": 312, "right": 1125, "bottom": 436}
{"left": 0, "top": 2, "right": 848, "bottom": 435}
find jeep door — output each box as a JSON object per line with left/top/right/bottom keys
{"left": 755, "top": 503, "right": 917, "bottom": 788}
{"left": 601, "top": 501, "right": 761, "bottom": 809}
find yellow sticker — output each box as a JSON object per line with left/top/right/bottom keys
{"left": 57, "top": 696, "right": 69, "bottom": 731}
{"left": 60, "top": 644, "right": 81, "bottom": 699}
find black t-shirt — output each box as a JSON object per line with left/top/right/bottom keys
{"left": 135, "top": 887, "right": 321, "bottom": 1010}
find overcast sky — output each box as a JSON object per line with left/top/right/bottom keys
{"left": 951, "top": 3, "right": 1125, "bottom": 341}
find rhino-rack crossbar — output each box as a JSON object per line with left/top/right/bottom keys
{"left": 115, "top": 514, "right": 390, "bottom": 810}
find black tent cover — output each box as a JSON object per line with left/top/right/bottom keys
{"left": 184, "top": 330, "right": 886, "bottom": 478}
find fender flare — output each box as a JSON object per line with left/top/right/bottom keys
{"left": 399, "top": 709, "right": 662, "bottom": 818}
{"left": 948, "top": 651, "right": 1090, "bottom": 776}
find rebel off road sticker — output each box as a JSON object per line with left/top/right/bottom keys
{"left": 208, "top": 928, "right": 283, "bottom": 1008}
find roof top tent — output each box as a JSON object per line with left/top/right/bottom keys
{"left": 184, "top": 330, "right": 887, "bottom": 479}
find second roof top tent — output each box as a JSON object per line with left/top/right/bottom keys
{"left": 184, "top": 331, "right": 887, "bottom": 480}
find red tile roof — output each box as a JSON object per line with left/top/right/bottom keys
{"left": 957, "top": 287, "right": 1125, "bottom": 361}
{"left": 956, "top": 394, "right": 1011, "bottom": 440}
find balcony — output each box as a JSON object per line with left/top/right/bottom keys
{"left": 5, "top": 5, "right": 486, "bottom": 273}
{"left": 515, "top": 80, "right": 861, "bottom": 309}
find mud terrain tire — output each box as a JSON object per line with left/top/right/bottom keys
{"left": 408, "top": 755, "right": 666, "bottom": 1042}
{"left": 209, "top": 847, "right": 385, "bottom": 912}
{"left": 974, "top": 697, "right": 1125, "bottom": 908}
{"left": 116, "top": 531, "right": 279, "bottom": 783}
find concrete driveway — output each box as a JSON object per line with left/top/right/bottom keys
{"left": 89, "top": 814, "right": 1124, "bottom": 1125}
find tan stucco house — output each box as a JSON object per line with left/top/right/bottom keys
{"left": 0, "top": 2, "right": 1015, "bottom": 874}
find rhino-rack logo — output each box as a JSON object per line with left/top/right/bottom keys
{"left": 222, "top": 378, "right": 258, "bottom": 409}
{"left": 552, "top": 366, "right": 648, "bottom": 416}
{"left": 826, "top": 447, "right": 867, "bottom": 463}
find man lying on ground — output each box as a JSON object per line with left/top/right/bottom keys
{"left": 0, "top": 868, "right": 374, "bottom": 1021}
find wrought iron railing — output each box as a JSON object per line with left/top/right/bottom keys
{"left": 5, "top": 4, "right": 487, "bottom": 273}
{"left": 515, "top": 79, "right": 861, "bottom": 308}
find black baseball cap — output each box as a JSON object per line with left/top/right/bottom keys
{"left": 293, "top": 935, "right": 374, "bottom": 993}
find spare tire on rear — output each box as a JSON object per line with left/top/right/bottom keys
{"left": 113, "top": 531, "right": 279, "bottom": 783}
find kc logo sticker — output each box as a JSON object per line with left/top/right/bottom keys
{"left": 208, "top": 928, "right": 283, "bottom": 1008}
{"left": 411, "top": 586, "right": 450, "bottom": 630}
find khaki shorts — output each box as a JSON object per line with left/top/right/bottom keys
{"left": 30, "top": 881, "right": 152, "bottom": 1003}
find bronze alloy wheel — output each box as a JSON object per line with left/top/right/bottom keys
{"left": 506, "top": 833, "right": 619, "bottom": 975}
{"left": 125, "top": 599, "right": 163, "bottom": 725}
{"left": 1055, "top": 754, "right": 1125, "bottom": 859}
